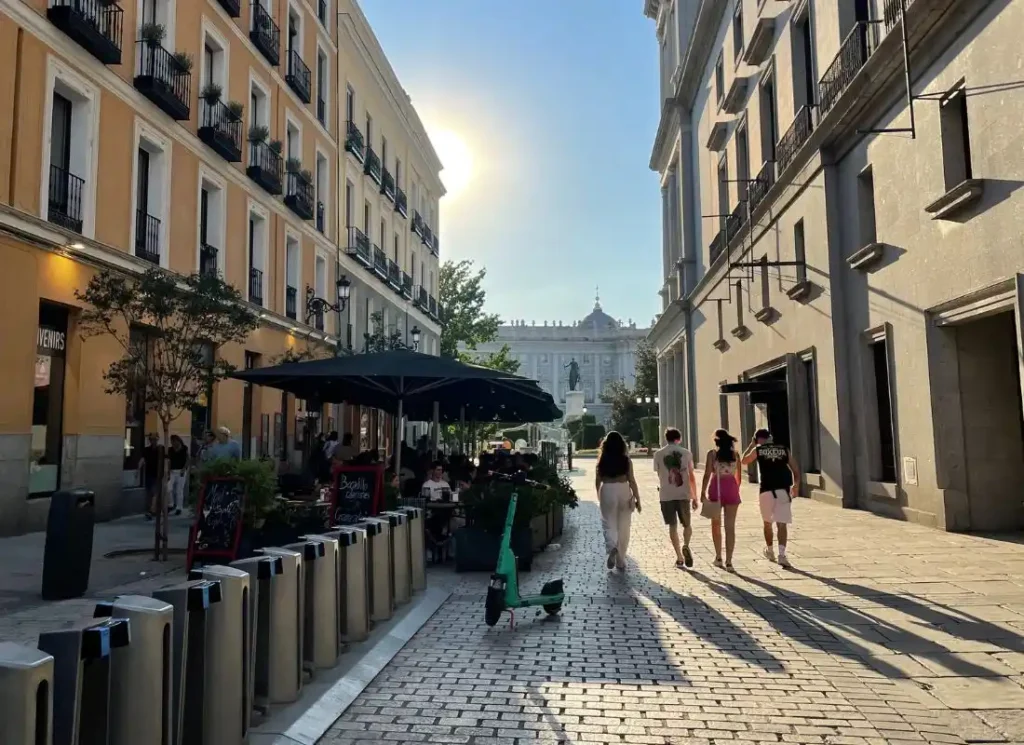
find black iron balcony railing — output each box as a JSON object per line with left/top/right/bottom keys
{"left": 200, "top": 244, "right": 218, "bottom": 276}
{"left": 198, "top": 99, "right": 242, "bottom": 162}
{"left": 135, "top": 208, "right": 160, "bottom": 264}
{"left": 47, "top": 165, "right": 84, "bottom": 234}
{"left": 421, "top": 224, "right": 433, "bottom": 248}
{"left": 428, "top": 295, "right": 438, "bottom": 319}
{"left": 317, "top": 96, "right": 326, "bottom": 125}
{"left": 882, "top": 0, "right": 918, "bottom": 33}
{"left": 134, "top": 42, "right": 191, "bottom": 120}
{"left": 747, "top": 160, "right": 775, "bottom": 215}
{"left": 217, "top": 0, "right": 240, "bottom": 17}
{"left": 316, "top": 201, "right": 325, "bottom": 233}
{"left": 819, "top": 21, "right": 877, "bottom": 117}
{"left": 285, "top": 285, "right": 297, "bottom": 319}
{"left": 387, "top": 260, "right": 401, "bottom": 290}
{"left": 247, "top": 141, "right": 283, "bottom": 195}
{"left": 47, "top": 0, "right": 124, "bottom": 65}
{"left": 401, "top": 271, "right": 412, "bottom": 299}
{"left": 372, "top": 245, "right": 387, "bottom": 278}
{"left": 395, "top": 187, "right": 408, "bottom": 218}
{"left": 726, "top": 202, "right": 746, "bottom": 243}
{"left": 284, "top": 172, "right": 315, "bottom": 220}
{"left": 709, "top": 227, "right": 728, "bottom": 266}
{"left": 776, "top": 105, "right": 814, "bottom": 176}
{"left": 250, "top": 2, "right": 280, "bottom": 66}
{"left": 380, "top": 168, "right": 395, "bottom": 202}
{"left": 345, "top": 121, "right": 365, "bottom": 161}
{"left": 412, "top": 210, "right": 425, "bottom": 239}
{"left": 413, "top": 285, "right": 428, "bottom": 309}
{"left": 285, "top": 48, "right": 311, "bottom": 103}
{"left": 430, "top": 234, "right": 439, "bottom": 257}
{"left": 364, "top": 147, "right": 382, "bottom": 184}
{"left": 249, "top": 266, "right": 264, "bottom": 306}
{"left": 345, "top": 227, "right": 371, "bottom": 266}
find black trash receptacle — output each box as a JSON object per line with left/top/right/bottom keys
{"left": 41, "top": 488, "right": 96, "bottom": 600}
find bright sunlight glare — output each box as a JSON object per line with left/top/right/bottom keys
{"left": 430, "top": 128, "right": 474, "bottom": 201}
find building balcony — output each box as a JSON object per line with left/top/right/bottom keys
{"left": 316, "top": 201, "right": 325, "bottom": 233}
{"left": 380, "top": 168, "right": 395, "bottom": 202}
{"left": 247, "top": 141, "right": 283, "bottom": 195}
{"left": 413, "top": 285, "right": 428, "bottom": 310}
{"left": 284, "top": 171, "right": 314, "bottom": 220}
{"left": 364, "top": 147, "right": 382, "bottom": 185}
{"left": 819, "top": 21, "right": 878, "bottom": 116}
{"left": 134, "top": 42, "right": 191, "bottom": 121}
{"left": 217, "top": 0, "right": 240, "bottom": 17}
{"left": 198, "top": 99, "right": 242, "bottom": 162}
{"left": 726, "top": 202, "right": 746, "bottom": 242}
{"left": 776, "top": 105, "right": 814, "bottom": 176}
{"left": 47, "top": 165, "right": 84, "bottom": 234}
{"left": 708, "top": 227, "right": 727, "bottom": 266}
{"left": 430, "top": 234, "right": 439, "bottom": 257}
{"left": 395, "top": 186, "right": 408, "bottom": 218}
{"left": 317, "top": 96, "right": 326, "bottom": 125}
{"left": 249, "top": 267, "right": 264, "bottom": 306}
{"left": 372, "top": 245, "right": 387, "bottom": 279}
{"left": 135, "top": 209, "right": 160, "bottom": 264}
{"left": 250, "top": 2, "right": 280, "bottom": 67}
{"left": 47, "top": 0, "right": 123, "bottom": 65}
{"left": 428, "top": 295, "right": 438, "bottom": 319}
{"left": 285, "top": 285, "right": 297, "bottom": 319}
{"left": 200, "top": 244, "right": 218, "bottom": 276}
{"left": 285, "top": 48, "right": 311, "bottom": 104}
{"left": 387, "top": 259, "right": 401, "bottom": 291}
{"left": 411, "top": 210, "right": 425, "bottom": 239}
{"left": 401, "top": 271, "right": 412, "bottom": 299}
{"left": 421, "top": 224, "right": 433, "bottom": 248}
{"left": 344, "top": 121, "right": 365, "bottom": 162}
{"left": 747, "top": 160, "right": 776, "bottom": 215}
{"left": 345, "top": 227, "right": 371, "bottom": 267}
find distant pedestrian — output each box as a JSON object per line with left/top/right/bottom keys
{"left": 741, "top": 429, "right": 800, "bottom": 567}
{"left": 140, "top": 433, "right": 165, "bottom": 520}
{"left": 207, "top": 426, "right": 242, "bottom": 461}
{"left": 167, "top": 434, "right": 189, "bottom": 516}
{"left": 653, "top": 428, "right": 698, "bottom": 568}
{"left": 197, "top": 430, "right": 216, "bottom": 463}
{"left": 699, "top": 429, "right": 742, "bottom": 572}
{"left": 595, "top": 431, "right": 641, "bottom": 571}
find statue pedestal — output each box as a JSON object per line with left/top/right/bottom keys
{"left": 564, "top": 390, "right": 585, "bottom": 419}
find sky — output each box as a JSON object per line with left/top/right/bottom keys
{"left": 360, "top": 0, "right": 664, "bottom": 329}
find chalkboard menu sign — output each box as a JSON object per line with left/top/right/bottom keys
{"left": 331, "top": 465, "right": 384, "bottom": 526}
{"left": 187, "top": 477, "right": 247, "bottom": 570}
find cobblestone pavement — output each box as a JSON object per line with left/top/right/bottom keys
{"left": 324, "top": 462, "right": 1024, "bottom": 745}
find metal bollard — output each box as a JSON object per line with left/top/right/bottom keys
{"left": 256, "top": 547, "right": 304, "bottom": 703}
{"left": 231, "top": 554, "right": 282, "bottom": 713}
{"left": 151, "top": 579, "right": 222, "bottom": 745}
{"left": 38, "top": 617, "right": 130, "bottom": 745}
{"left": 93, "top": 596, "right": 173, "bottom": 745}
{"left": 188, "top": 565, "right": 251, "bottom": 745}
{"left": 381, "top": 511, "right": 411, "bottom": 605}
{"left": 358, "top": 518, "right": 393, "bottom": 622}
{"left": 398, "top": 506, "right": 426, "bottom": 592}
{"left": 283, "top": 538, "right": 337, "bottom": 672}
{"left": 0, "top": 642, "right": 54, "bottom": 745}
{"left": 323, "top": 527, "right": 369, "bottom": 643}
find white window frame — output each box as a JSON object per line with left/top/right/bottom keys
{"left": 284, "top": 227, "right": 302, "bottom": 303}
{"left": 246, "top": 198, "right": 270, "bottom": 303}
{"left": 130, "top": 118, "right": 173, "bottom": 269}
{"left": 315, "top": 42, "right": 329, "bottom": 130}
{"left": 136, "top": 0, "right": 177, "bottom": 57}
{"left": 285, "top": 110, "right": 303, "bottom": 164}
{"left": 200, "top": 20, "right": 230, "bottom": 97}
{"left": 196, "top": 166, "right": 228, "bottom": 274}
{"left": 248, "top": 70, "right": 271, "bottom": 129}
{"left": 315, "top": 145, "right": 330, "bottom": 236}
{"left": 286, "top": 0, "right": 304, "bottom": 57}
{"left": 39, "top": 56, "right": 101, "bottom": 241}
{"left": 315, "top": 250, "right": 329, "bottom": 331}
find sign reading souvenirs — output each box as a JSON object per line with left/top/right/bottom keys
{"left": 37, "top": 327, "right": 66, "bottom": 356}
{"left": 186, "top": 477, "right": 247, "bottom": 570}
{"left": 330, "top": 464, "right": 384, "bottom": 526}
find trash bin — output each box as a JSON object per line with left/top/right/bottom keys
{"left": 188, "top": 565, "right": 251, "bottom": 745}
{"left": 41, "top": 488, "right": 96, "bottom": 601}
{"left": 381, "top": 511, "right": 410, "bottom": 605}
{"left": 256, "top": 547, "right": 304, "bottom": 704}
{"left": 231, "top": 554, "right": 282, "bottom": 713}
{"left": 0, "top": 642, "right": 54, "bottom": 745}
{"left": 38, "top": 616, "right": 130, "bottom": 745}
{"left": 323, "top": 527, "right": 369, "bottom": 643}
{"left": 151, "top": 579, "right": 222, "bottom": 745}
{"left": 359, "top": 518, "right": 393, "bottom": 623}
{"left": 93, "top": 595, "right": 174, "bottom": 745}
{"left": 283, "top": 538, "right": 338, "bottom": 672}
{"left": 398, "top": 506, "right": 426, "bottom": 592}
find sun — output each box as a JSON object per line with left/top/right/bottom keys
{"left": 430, "top": 128, "right": 474, "bottom": 201}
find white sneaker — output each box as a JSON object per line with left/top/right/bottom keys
{"left": 778, "top": 552, "right": 791, "bottom": 568}
{"left": 763, "top": 546, "right": 777, "bottom": 563}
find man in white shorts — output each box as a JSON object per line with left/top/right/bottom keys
{"left": 741, "top": 428, "right": 800, "bottom": 567}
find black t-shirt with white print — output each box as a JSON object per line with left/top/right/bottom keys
{"left": 756, "top": 444, "right": 792, "bottom": 492}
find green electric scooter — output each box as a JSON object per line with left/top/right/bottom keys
{"left": 484, "top": 470, "right": 565, "bottom": 628}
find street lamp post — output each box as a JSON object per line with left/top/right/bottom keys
{"left": 305, "top": 275, "right": 352, "bottom": 354}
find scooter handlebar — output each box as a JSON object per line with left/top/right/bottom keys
{"left": 487, "top": 470, "right": 550, "bottom": 489}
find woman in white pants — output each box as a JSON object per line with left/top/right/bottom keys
{"left": 166, "top": 434, "right": 190, "bottom": 515}
{"left": 595, "top": 431, "right": 641, "bottom": 571}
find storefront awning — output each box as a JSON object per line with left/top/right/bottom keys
{"left": 719, "top": 380, "right": 788, "bottom": 395}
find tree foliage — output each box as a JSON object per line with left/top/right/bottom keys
{"left": 600, "top": 380, "right": 645, "bottom": 444}
{"left": 460, "top": 343, "right": 520, "bottom": 375}
{"left": 439, "top": 259, "right": 500, "bottom": 358}
{"left": 634, "top": 340, "right": 658, "bottom": 398}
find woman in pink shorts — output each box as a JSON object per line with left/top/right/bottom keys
{"left": 699, "top": 429, "right": 742, "bottom": 571}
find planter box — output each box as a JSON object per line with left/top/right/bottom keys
{"left": 453, "top": 525, "right": 531, "bottom": 573}
{"left": 530, "top": 513, "right": 550, "bottom": 553}
{"left": 552, "top": 504, "right": 564, "bottom": 537}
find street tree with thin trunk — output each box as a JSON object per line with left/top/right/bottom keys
{"left": 439, "top": 259, "right": 500, "bottom": 359}
{"left": 76, "top": 268, "right": 259, "bottom": 560}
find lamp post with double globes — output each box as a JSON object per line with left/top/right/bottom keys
{"left": 305, "top": 275, "right": 352, "bottom": 354}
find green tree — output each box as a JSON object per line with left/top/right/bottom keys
{"left": 439, "top": 259, "right": 500, "bottom": 358}
{"left": 462, "top": 343, "right": 520, "bottom": 374}
{"left": 76, "top": 268, "right": 259, "bottom": 559}
{"left": 634, "top": 340, "right": 658, "bottom": 397}
{"left": 600, "top": 380, "right": 644, "bottom": 444}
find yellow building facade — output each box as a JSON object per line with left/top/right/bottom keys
{"left": 0, "top": 0, "right": 444, "bottom": 535}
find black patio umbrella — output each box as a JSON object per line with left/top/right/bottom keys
{"left": 399, "top": 378, "right": 562, "bottom": 423}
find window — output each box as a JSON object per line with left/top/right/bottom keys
{"left": 717, "top": 156, "right": 729, "bottom": 230}
{"left": 287, "top": 4, "right": 301, "bottom": 54}
{"left": 719, "top": 375, "right": 730, "bottom": 428}
{"left": 379, "top": 218, "right": 385, "bottom": 247}
{"left": 285, "top": 236, "right": 299, "bottom": 319}
{"left": 381, "top": 135, "right": 388, "bottom": 170}
{"left": 735, "top": 122, "right": 749, "bottom": 201}
{"left": 732, "top": 3, "right": 744, "bottom": 61}
{"left": 315, "top": 152, "right": 328, "bottom": 233}
{"left": 200, "top": 29, "right": 227, "bottom": 95}
{"left": 31, "top": 303, "right": 69, "bottom": 495}
{"left": 715, "top": 53, "right": 725, "bottom": 106}
{"left": 316, "top": 48, "right": 328, "bottom": 126}
{"left": 758, "top": 255, "right": 770, "bottom": 312}
{"left": 249, "top": 78, "right": 269, "bottom": 129}
{"left": 393, "top": 233, "right": 400, "bottom": 263}
{"left": 792, "top": 6, "right": 816, "bottom": 110}
{"left": 365, "top": 113, "right": 373, "bottom": 149}
{"left": 345, "top": 179, "right": 354, "bottom": 227}
{"left": 242, "top": 351, "right": 260, "bottom": 459}
{"left": 794, "top": 219, "right": 807, "bottom": 283}
{"left": 759, "top": 69, "right": 778, "bottom": 162}
{"left": 248, "top": 208, "right": 268, "bottom": 306}
{"left": 803, "top": 356, "right": 821, "bottom": 473}
{"left": 395, "top": 157, "right": 402, "bottom": 187}
{"left": 286, "top": 118, "right": 300, "bottom": 160}
{"left": 734, "top": 280, "right": 745, "bottom": 329}
{"left": 857, "top": 166, "right": 877, "bottom": 246}
{"left": 345, "top": 85, "right": 354, "bottom": 123}
{"left": 940, "top": 84, "right": 972, "bottom": 191}
{"left": 363, "top": 201, "right": 371, "bottom": 233}
{"left": 869, "top": 334, "right": 897, "bottom": 482}
{"left": 318, "top": 0, "right": 328, "bottom": 25}
{"left": 197, "top": 177, "right": 225, "bottom": 275}
{"left": 43, "top": 64, "right": 98, "bottom": 237}
{"left": 133, "top": 129, "right": 169, "bottom": 266}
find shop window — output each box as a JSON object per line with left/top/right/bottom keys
{"left": 31, "top": 303, "right": 69, "bottom": 495}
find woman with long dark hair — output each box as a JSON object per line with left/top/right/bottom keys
{"left": 595, "top": 431, "right": 641, "bottom": 571}
{"left": 699, "top": 429, "right": 742, "bottom": 571}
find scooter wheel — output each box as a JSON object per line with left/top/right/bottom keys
{"left": 543, "top": 603, "right": 562, "bottom": 616}
{"left": 485, "top": 586, "right": 504, "bottom": 627}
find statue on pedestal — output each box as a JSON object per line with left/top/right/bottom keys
{"left": 564, "top": 358, "right": 580, "bottom": 392}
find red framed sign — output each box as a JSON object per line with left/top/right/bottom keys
{"left": 186, "top": 476, "right": 247, "bottom": 571}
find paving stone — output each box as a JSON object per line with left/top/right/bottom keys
{"left": 978, "top": 710, "right": 1024, "bottom": 740}
{"left": 925, "top": 677, "right": 1024, "bottom": 710}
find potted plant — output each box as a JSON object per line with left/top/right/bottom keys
{"left": 267, "top": 139, "right": 283, "bottom": 156}
{"left": 248, "top": 124, "right": 270, "bottom": 144}
{"left": 171, "top": 51, "right": 193, "bottom": 74}
{"left": 285, "top": 156, "right": 302, "bottom": 174}
{"left": 190, "top": 457, "right": 278, "bottom": 557}
{"left": 139, "top": 22, "right": 165, "bottom": 47}
{"left": 226, "top": 100, "right": 245, "bottom": 122}
{"left": 200, "top": 82, "right": 222, "bottom": 102}
{"left": 298, "top": 169, "right": 313, "bottom": 186}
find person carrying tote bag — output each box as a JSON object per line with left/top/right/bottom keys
{"left": 699, "top": 429, "right": 742, "bottom": 572}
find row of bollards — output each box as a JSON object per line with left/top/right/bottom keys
{"left": 0, "top": 507, "right": 426, "bottom": 745}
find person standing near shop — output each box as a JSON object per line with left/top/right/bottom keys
{"left": 141, "top": 433, "right": 165, "bottom": 520}
{"left": 653, "top": 428, "right": 698, "bottom": 568}
{"left": 166, "top": 435, "right": 189, "bottom": 516}
{"left": 742, "top": 428, "right": 800, "bottom": 567}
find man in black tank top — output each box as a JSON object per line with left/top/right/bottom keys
{"left": 741, "top": 429, "right": 800, "bottom": 567}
